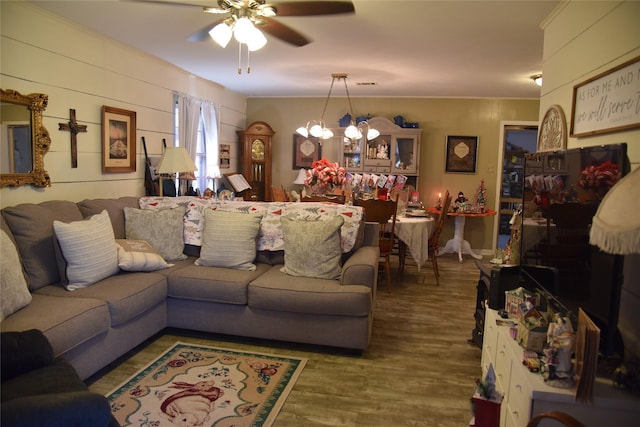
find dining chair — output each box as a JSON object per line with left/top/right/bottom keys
{"left": 398, "top": 190, "right": 451, "bottom": 284}
{"left": 525, "top": 411, "right": 585, "bottom": 427}
{"left": 271, "top": 185, "right": 289, "bottom": 202}
{"left": 354, "top": 198, "right": 398, "bottom": 292}
{"left": 300, "top": 193, "right": 346, "bottom": 204}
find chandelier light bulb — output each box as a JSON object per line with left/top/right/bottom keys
{"left": 344, "top": 123, "right": 360, "bottom": 139}
{"left": 308, "top": 121, "right": 325, "bottom": 138}
{"left": 321, "top": 128, "right": 334, "bottom": 140}
{"left": 296, "top": 126, "right": 309, "bottom": 138}
{"left": 234, "top": 17, "right": 255, "bottom": 44}
{"left": 367, "top": 128, "right": 380, "bottom": 140}
{"left": 209, "top": 22, "right": 232, "bottom": 48}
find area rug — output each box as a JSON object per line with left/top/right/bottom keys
{"left": 106, "top": 342, "right": 307, "bottom": 427}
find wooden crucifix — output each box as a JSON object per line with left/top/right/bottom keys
{"left": 58, "top": 109, "right": 87, "bottom": 168}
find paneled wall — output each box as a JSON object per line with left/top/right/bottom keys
{"left": 1, "top": 2, "right": 247, "bottom": 208}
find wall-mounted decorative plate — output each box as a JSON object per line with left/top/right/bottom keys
{"left": 537, "top": 104, "right": 567, "bottom": 152}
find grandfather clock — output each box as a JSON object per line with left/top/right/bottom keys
{"left": 237, "top": 121, "right": 274, "bottom": 201}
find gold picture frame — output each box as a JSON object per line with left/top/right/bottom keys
{"left": 102, "top": 106, "right": 136, "bottom": 173}
{"left": 293, "top": 134, "right": 321, "bottom": 169}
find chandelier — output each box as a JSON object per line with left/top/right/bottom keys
{"left": 296, "top": 73, "right": 380, "bottom": 141}
{"left": 208, "top": 7, "right": 269, "bottom": 74}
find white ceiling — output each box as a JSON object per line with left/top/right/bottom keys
{"left": 29, "top": 0, "right": 559, "bottom": 98}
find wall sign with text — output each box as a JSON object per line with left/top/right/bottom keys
{"left": 570, "top": 56, "right": 640, "bottom": 137}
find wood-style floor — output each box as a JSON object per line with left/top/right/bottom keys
{"left": 87, "top": 253, "right": 483, "bottom": 426}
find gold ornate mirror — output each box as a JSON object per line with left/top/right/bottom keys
{"left": 1, "top": 89, "right": 51, "bottom": 188}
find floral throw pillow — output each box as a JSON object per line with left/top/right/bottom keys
{"left": 124, "top": 207, "right": 187, "bottom": 261}
{"left": 280, "top": 215, "right": 344, "bottom": 280}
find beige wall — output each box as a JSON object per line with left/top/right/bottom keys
{"left": 0, "top": 1, "right": 247, "bottom": 208}
{"left": 539, "top": 0, "right": 640, "bottom": 166}
{"left": 246, "top": 97, "right": 540, "bottom": 252}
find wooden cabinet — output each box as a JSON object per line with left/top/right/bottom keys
{"left": 237, "top": 121, "right": 274, "bottom": 201}
{"left": 339, "top": 117, "right": 421, "bottom": 176}
{"left": 482, "top": 308, "right": 640, "bottom": 427}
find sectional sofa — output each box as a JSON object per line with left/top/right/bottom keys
{"left": 0, "top": 196, "right": 379, "bottom": 380}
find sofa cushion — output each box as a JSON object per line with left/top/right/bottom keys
{"left": 1, "top": 201, "right": 83, "bottom": 291}
{"left": 0, "top": 294, "right": 110, "bottom": 357}
{"left": 281, "top": 215, "right": 344, "bottom": 280}
{"left": 53, "top": 210, "right": 120, "bottom": 291}
{"left": 77, "top": 196, "right": 140, "bottom": 239}
{"left": 167, "top": 263, "right": 271, "bottom": 305}
{"left": 1, "top": 230, "right": 32, "bottom": 321}
{"left": 35, "top": 272, "right": 167, "bottom": 327}
{"left": 124, "top": 206, "right": 187, "bottom": 261}
{"left": 249, "top": 266, "right": 372, "bottom": 317}
{"left": 195, "top": 209, "right": 263, "bottom": 271}
{"left": 116, "top": 239, "right": 172, "bottom": 272}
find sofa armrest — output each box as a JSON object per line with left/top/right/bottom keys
{"left": 1, "top": 330, "right": 54, "bottom": 382}
{"left": 340, "top": 245, "right": 379, "bottom": 289}
{"left": 362, "top": 222, "right": 380, "bottom": 247}
{"left": 0, "top": 391, "right": 115, "bottom": 427}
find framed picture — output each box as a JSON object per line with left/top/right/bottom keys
{"left": 219, "top": 143, "right": 230, "bottom": 169}
{"left": 445, "top": 135, "right": 478, "bottom": 173}
{"left": 102, "top": 106, "right": 136, "bottom": 173}
{"left": 570, "top": 55, "right": 640, "bottom": 137}
{"left": 293, "top": 134, "right": 321, "bottom": 169}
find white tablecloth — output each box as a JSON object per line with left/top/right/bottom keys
{"left": 395, "top": 216, "right": 435, "bottom": 269}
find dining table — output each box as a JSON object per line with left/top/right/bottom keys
{"left": 427, "top": 207, "right": 497, "bottom": 262}
{"left": 394, "top": 215, "right": 435, "bottom": 270}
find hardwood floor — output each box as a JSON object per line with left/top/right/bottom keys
{"left": 87, "top": 254, "right": 483, "bottom": 426}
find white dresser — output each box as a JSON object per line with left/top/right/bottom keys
{"left": 481, "top": 308, "right": 640, "bottom": 427}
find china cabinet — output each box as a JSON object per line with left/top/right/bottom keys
{"left": 339, "top": 117, "right": 421, "bottom": 176}
{"left": 237, "top": 121, "right": 274, "bottom": 201}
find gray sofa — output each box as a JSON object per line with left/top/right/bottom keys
{"left": 0, "top": 197, "right": 379, "bottom": 380}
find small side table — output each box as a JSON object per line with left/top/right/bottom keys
{"left": 427, "top": 208, "right": 497, "bottom": 262}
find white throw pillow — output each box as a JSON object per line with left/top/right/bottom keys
{"left": 53, "top": 210, "right": 119, "bottom": 291}
{"left": 116, "top": 239, "right": 172, "bottom": 272}
{"left": 1, "top": 230, "right": 32, "bottom": 320}
{"left": 196, "top": 209, "right": 263, "bottom": 270}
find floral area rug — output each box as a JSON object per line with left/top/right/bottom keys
{"left": 107, "top": 342, "right": 307, "bottom": 427}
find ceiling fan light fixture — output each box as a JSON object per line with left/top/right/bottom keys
{"left": 531, "top": 73, "right": 543, "bottom": 86}
{"left": 246, "top": 26, "right": 267, "bottom": 51}
{"left": 233, "top": 17, "right": 255, "bottom": 44}
{"left": 209, "top": 22, "right": 232, "bottom": 48}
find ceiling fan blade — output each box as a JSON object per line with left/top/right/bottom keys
{"left": 131, "top": 0, "right": 224, "bottom": 11}
{"left": 186, "top": 18, "right": 226, "bottom": 42}
{"left": 272, "top": 1, "right": 354, "bottom": 17}
{"left": 261, "top": 17, "right": 310, "bottom": 47}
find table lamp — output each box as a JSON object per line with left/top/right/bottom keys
{"left": 157, "top": 146, "right": 198, "bottom": 197}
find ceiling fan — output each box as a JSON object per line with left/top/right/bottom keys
{"left": 136, "top": 1, "right": 355, "bottom": 47}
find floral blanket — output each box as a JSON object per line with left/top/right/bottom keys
{"left": 139, "top": 197, "right": 364, "bottom": 253}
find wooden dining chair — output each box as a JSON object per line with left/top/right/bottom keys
{"left": 300, "top": 193, "right": 346, "bottom": 204}
{"left": 426, "top": 190, "right": 452, "bottom": 285}
{"left": 354, "top": 198, "right": 398, "bottom": 292}
{"left": 271, "top": 185, "right": 289, "bottom": 202}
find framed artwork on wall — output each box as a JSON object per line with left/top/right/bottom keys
{"left": 570, "top": 55, "right": 640, "bottom": 138}
{"left": 219, "top": 143, "right": 230, "bottom": 169}
{"left": 293, "top": 134, "right": 321, "bottom": 169}
{"left": 102, "top": 106, "right": 136, "bottom": 173}
{"left": 445, "top": 135, "right": 478, "bottom": 173}
{"left": 538, "top": 104, "right": 567, "bottom": 152}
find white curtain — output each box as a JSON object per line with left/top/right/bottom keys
{"left": 176, "top": 95, "right": 200, "bottom": 156}
{"left": 201, "top": 101, "right": 220, "bottom": 191}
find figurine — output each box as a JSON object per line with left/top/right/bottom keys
{"left": 544, "top": 313, "right": 575, "bottom": 385}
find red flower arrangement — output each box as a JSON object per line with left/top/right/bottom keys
{"left": 578, "top": 160, "right": 620, "bottom": 190}
{"left": 304, "top": 158, "right": 347, "bottom": 191}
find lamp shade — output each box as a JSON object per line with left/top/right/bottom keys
{"left": 589, "top": 166, "right": 640, "bottom": 255}
{"left": 293, "top": 168, "right": 308, "bottom": 185}
{"left": 157, "top": 146, "right": 198, "bottom": 174}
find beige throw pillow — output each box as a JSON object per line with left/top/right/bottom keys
{"left": 196, "top": 209, "right": 263, "bottom": 270}
{"left": 116, "top": 239, "right": 172, "bottom": 272}
{"left": 280, "top": 215, "right": 344, "bottom": 280}
{"left": 1, "top": 230, "right": 32, "bottom": 320}
{"left": 53, "top": 210, "right": 119, "bottom": 291}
